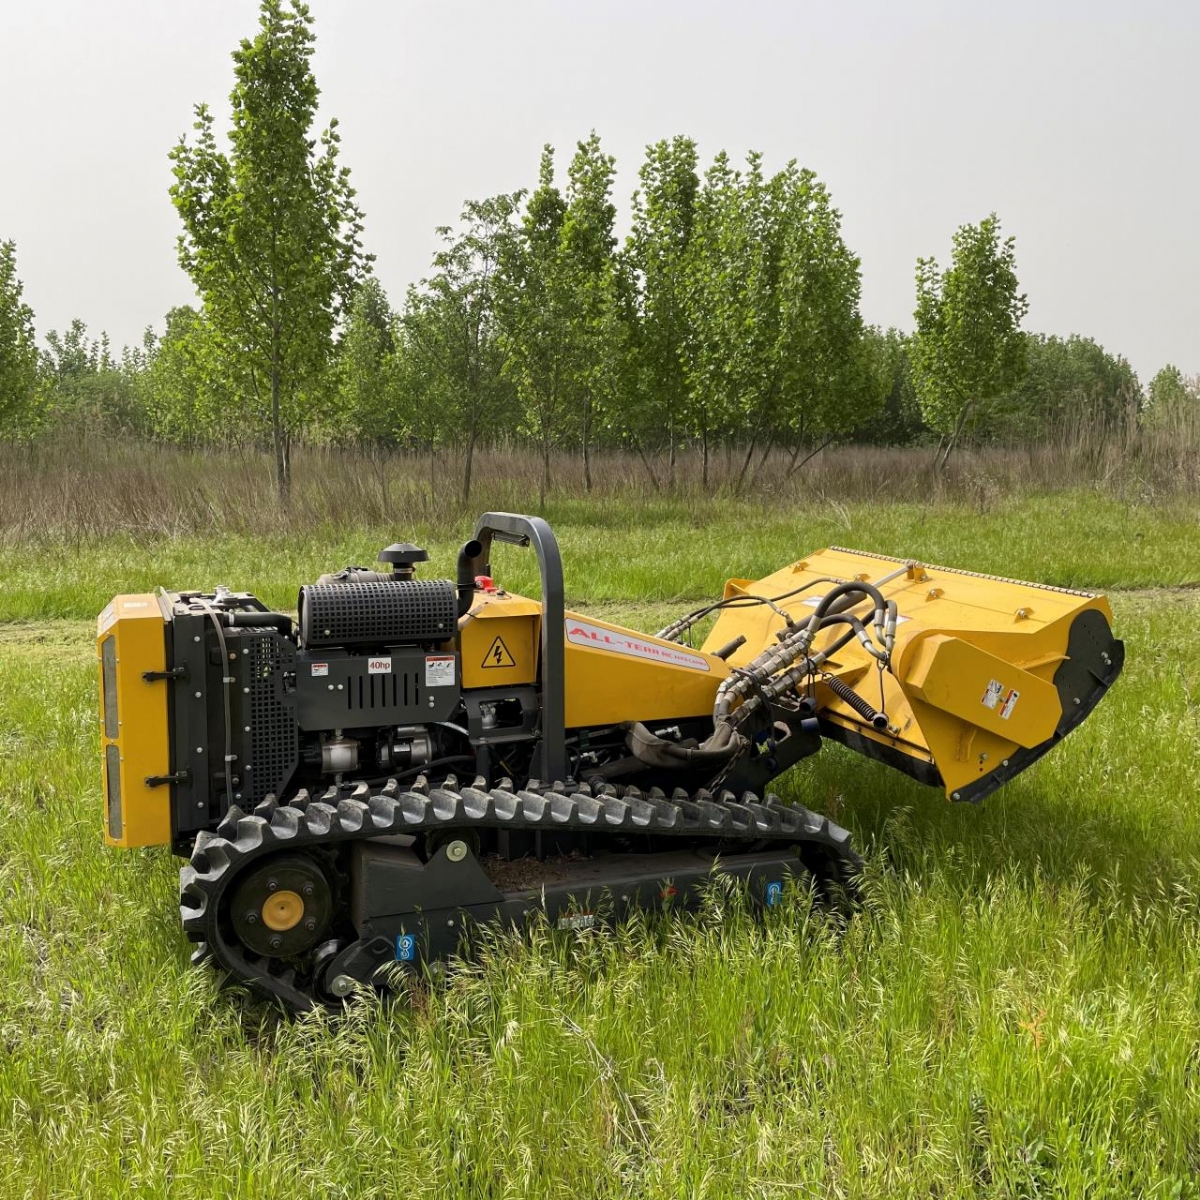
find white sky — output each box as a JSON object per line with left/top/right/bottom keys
{"left": 1, "top": 0, "right": 1197, "bottom": 383}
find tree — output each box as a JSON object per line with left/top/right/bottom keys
{"left": 1146, "top": 363, "right": 1198, "bottom": 429}
{"left": 683, "top": 153, "right": 873, "bottom": 489}
{"left": 142, "top": 306, "right": 236, "bottom": 445}
{"left": 558, "top": 132, "right": 622, "bottom": 491}
{"left": 625, "top": 136, "right": 699, "bottom": 484}
{"left": 0, "top": 241, "right": 40, "bottom": 437}
{"left": 169, "top": 0, "right": 371, "bottom": 501}
{"left": 336, "top": 279, "right": 401, "bottom": 446}
{"left": 403, "top": 194, "right": 522, "bottom": 504}
{"left": 496, "top": 146, "right": 570, "bottom": 509}
{"left": 911, "top": 213, "right": 1028, "bottom": 468}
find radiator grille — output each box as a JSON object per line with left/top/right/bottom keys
{"left": 246, "top": 634, "right": 298, "bottom": 804}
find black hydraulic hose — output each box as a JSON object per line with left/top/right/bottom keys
{"left": 825, "top": 675, "right": 889, "bottom": 731}
{"left": 456, "top": 538, "right": 484, "bottom": 618}
{"left": 809, "top": 579, "right": 887, "bottom": 623}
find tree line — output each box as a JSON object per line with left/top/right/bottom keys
{"left": 1, "top": 0, "right": 1192, "bottom": 504}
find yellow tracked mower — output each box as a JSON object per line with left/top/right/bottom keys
{"left": 97, "top": 513, "right": 1122, "bottom": 1010}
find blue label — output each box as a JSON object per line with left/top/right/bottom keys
{"left": 396, "top": 933, "right": 416, "bottom": 962}
{"left": 765, "top": 881, "right": 783, "bottom": 907}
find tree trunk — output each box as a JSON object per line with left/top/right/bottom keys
{"left": 734, "top": 433, "right": 760, "bottom": 495}
{"left": 461, "top": 420, "right": 478, "bottom": 507}
{"left": 939, "top": 400, "right": 975, "bottom": 471}
{"left": 668, "top": 422, "right": 677, "bottom": 489}
{"left": 540, "top": 436, "right": 550, "bottom": 510}
{"left": 701, "top": 426, "right": 709, "bottom": 490}
{"left": 270, "top": 288, "right": 288, "bottom": 506}
{"left": 582, "top": 400, "right": 592, "bottom": 493}
{"left": 635, "top": 443, "right": 662, "bottom": 493}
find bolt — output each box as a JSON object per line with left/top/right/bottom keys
{"left": 244, "top": 726, "right": 251, "bottom": 733}
{"left": 266, "top": 878, "right": 278, "bottom": 892}
{"left": 305, "top": 919, "right": 317, "bottom": 932}
{"left": 302, "top": 883, "right": 314, "bottom": 897}
{"left": 243, "top": 687, "right": 250, "bottom": 694}
{"left": 269, "top": 935, "right": 283, "bottom": 951}
{"left": 193, "top": 635, "right": 201, "bottom": 643}
{"left": 194, "top": 691, "right": 203, "bottom": 699}
{"left": 1074, "top": 697, "right": 1081, "bottom": 706}
{"left": 446, "top": 840, "right": 468, "bottom": 862}
{"left": 1002, "top": 759, "right": 1010, "bottom": 767}
{"left": 195, "top": 746, "right": 203, "bottom": 754}
{"left": 330, "top": 974, "right": 355, "bottom": 997}
{"left": 245, "top": 912, "right": 258, "bottom": 924}
{"left": 952, "top": 792, "right": 961, "bottom": 801}
{"left": 447, "top": 918, "right": 455, "bottom": 928}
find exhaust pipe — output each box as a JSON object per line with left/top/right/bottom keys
{"left": 456, "top": 539, "right": 484, "bottom": 618}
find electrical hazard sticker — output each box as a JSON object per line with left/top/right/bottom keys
{"left": 481, "top": 636, "right": 516, "bottom": 669}
{"left": 1000, "top": 688, "right": 1020, "bottom": 720}
{"left": 982, "top": 679, "right": 1003, "bottom": 710}
{"left": 425, "top": 655, "right": 456, "bottom": 687}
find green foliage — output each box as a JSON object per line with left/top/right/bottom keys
{"left": 911, "top": 214, "right": 1029, "bottom": 455}
{"left": 40, "top": 318, "right": 148, "bottom": 435}
{"left": 851, "top": 328, "right": 926, "bottom": 445}
{"left": 336, "top": 279, "right": 401, "bottom": 446}
{"left": 168, "top": 0, "right": 371, "bottom": 499}
{"left": 0, "top": 241, "right": 41, "bottom": 437}
{"left": 986, "top": 333, "right": 1141, "bottom": 440}
{"left": 1146, "top": 363, "right": 1199, "bottom": 428}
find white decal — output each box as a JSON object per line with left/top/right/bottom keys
{"left": 1000, "top": 689, "right": 1020, "bottom": 720}
{"left": 565, "top": 619, "right": 710, "bottom": 672}
{"left": 368, "top": 657, "right": 392, "bottom": 675}
{"left": 982, "top": 679, "right": 1003, "bottom": 710}
{"left": 311, "top": 662, "right": 329, "bottom": 677}
{"left": 801, "top": 596, "right": 909, "bottom": 622}
{"left": 557, "top": 912, "right": 596, "bottom": 931}
{"left": 425, "top": 655, "right": 456, "bottom": 687}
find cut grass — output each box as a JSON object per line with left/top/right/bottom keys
{"left": 0, "top": 499, "right": 1198, "bottom": 1197}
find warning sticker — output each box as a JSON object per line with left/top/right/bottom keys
{"left": 481, "top": 636, "right": 516, "bottom": 669}
{"left": 311, "top": 662, "right": 329, "bottom": 677}
{"left": 425, "top": 655, "right": 456, "bottom": 687}
{"left": 982, "top": 679, "right": 1003, "bottom": 710}
{"left": 1000, "top": 688, "right": 1020, "bottom": 720}
{"left": 368, "top": 656, "right": 392, "bottom": 675}
{"left": 565, "top": 619, "right": 710, "bottom": 672}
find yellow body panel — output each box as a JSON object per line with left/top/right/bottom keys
{"left": 459, "top": 589, "right": 541, "bottom": 689}
{"left": 97, "top": 594, "right": 172, "bottom": 847}
{"left": 704, "top": 547, "right": 1114, "bottom": 799}
{"left": 460, "top": 592, "right": 729, "bottom": 726}
{"left": 561, "top": 612, "right": 728, "bottom": 728}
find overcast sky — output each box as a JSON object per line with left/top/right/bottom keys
{"left": 2, "top": 0, "right": 1197, "bottom": 382}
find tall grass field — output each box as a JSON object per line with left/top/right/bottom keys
{"left": 1, "top": 439, "right": 1198, "bottom": 1197}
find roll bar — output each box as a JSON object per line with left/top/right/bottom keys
{"left": 470, "top": 513, "right": 566, "bottom": 782}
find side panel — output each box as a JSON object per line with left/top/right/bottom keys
{"left": 97, "top": 594, "right": 172, "bottom": 848}
{"left": 562, "top": 612, "right": 728, "bottom": 728}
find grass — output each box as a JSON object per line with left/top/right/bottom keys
{"left": 1, "top": 464, "right": 1199, "bottom": 1196}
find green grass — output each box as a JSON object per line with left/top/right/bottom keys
{"left": 1, "top": 496, "right": 1199, "bottom": 1197}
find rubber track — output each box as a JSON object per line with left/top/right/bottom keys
{"left": 179, "top": 775, "right": 860, "bottom": 1010}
